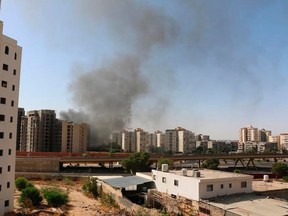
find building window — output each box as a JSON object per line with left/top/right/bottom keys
{"left": 0, "top": 115, "right": 4, "bottom": 121}
{"left": 7, "top": 182, "right": 10, "bottom": 188}
{"left": 8, "top": 166, "right": 11, "bottom": 172}
{"left": 199, "top": 207, "right": 211, "bottom": 215}
{"left": 174, "top": 180, "right": 179, "bottom": 186}
{"left": 153, "top": 175, "right": 156, "bottom": 180}
{"left": 9, "top": 133, "right": 12, "bottom": 139}
{"left": 229, "top": 183, "right": 232, "bottom": 188}
{"left": 221, "top": 184, "right": 224, "bottom": 189}
{"left": 4, "top": 200, "right": 9, "bottom": 207}
{"left": 0, "top": 97, "right": 6, "bottom": 104}
{"left": 3, "top": 64, "right": 8, "bottom": 71}
{"left": 0, "top": 132, "right": 4, "bottom": 139}
{"left": 14, "top": 53, "right": 17, "bottom": 60}
{"left": 0, "top": 150, "right": 2, "bottom": 156}
{"left": 207, "top": 184, "right": 213, "bottom": 192}
{"left": 11, "top": 100, "right": 14, "bottom": 107}
{"left": 0, "top": 185, "right": 1, "bottom": 191}
{"left": 13, "top": 69, "right": 16, "bottom": 75}
{"left": 12, "top": 85, "right": 15, "bottom": 91}
{"left": 8, "top": 149, "right": 11, "bottom": 155}
{"left": 241, "top": 181, "right": 247, "bottom": 188}
{"left": 10, "top": 116, "right": 13, "bottom": 122}
{"left": 0, "top": 167, "right": 2, "bottom": 174}
{"left": 1, "top": 81, "right": 7, "bottom": 88}
{"left": 162, "top": 177, "right": 166, "bottom": 183}
{"left": 5, "top": 46, "right": 9, "bottom": 55}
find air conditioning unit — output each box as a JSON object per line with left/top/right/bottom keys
{"left": 161, "top": 164, "right": 169, "bottom": 172}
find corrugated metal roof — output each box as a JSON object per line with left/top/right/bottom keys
{"left": 102, "top": 176, "right": 152, "bottom": 188}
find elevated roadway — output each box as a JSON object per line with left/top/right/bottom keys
{"left": 16, "top": 153, "right": 288, "bottom": 172}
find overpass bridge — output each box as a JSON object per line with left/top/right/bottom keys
{"left": 16, "top": 153, "right": 288, "bottom": 172}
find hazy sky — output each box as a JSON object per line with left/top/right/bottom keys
{"left": 1, "top": 0, "right": 288, "bottom": 140}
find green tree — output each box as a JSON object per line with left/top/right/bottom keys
{"left": 122, "top": 152, "right": 152, "bottom": 174}
{"left": 272, "top": 162, "right": 288, "bottom": 177}
{"left": 202, "top": 158, "right": 220, "bottom": 169}
{"left": 41, "top": 187, "right": 69, "bottom": 207}
{"left": 19, "top": 186, "right": 43, "bottom": 207}
{"left": 157, "top": 158, "right": 173, "bottom": 170}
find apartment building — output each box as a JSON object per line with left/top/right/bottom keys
{"left": 25, "top": 110, "right": 57, "bottom": 152}
{"left": 60, "top": 120, "right": 89, "bottom": 153}
{"left": 155, "top": 130, "right": 165, "bottom": 150}
{"left": 165, "top": 129, "right": 178, "bottom": 152}
{"left": 0, "top": 20, "right": 22, "bottom": 214}
{"left": 239, "top": 125, "right": 259, "bottom": 143}
{"left": 121, "top": 130, "right": 136, "bottom": 152}
{"left": 280, "top": 133, "right": 288, "bottom": 150}
{"left": 135, "top": 128, "right": 149, "bottom": 152}
{"left": 16, "top": 107, "right": 25, "bottom": 150}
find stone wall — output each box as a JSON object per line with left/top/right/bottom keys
{"left": 16, "top": 159, "right": 60, "bottom": 172}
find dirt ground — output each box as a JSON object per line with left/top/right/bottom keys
{"left": 11, "top": 179, "right": 132, "bottom": 216}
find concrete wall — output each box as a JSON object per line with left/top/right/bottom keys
{"left": 16, "top": 159, "right": 60, "bottom": 172}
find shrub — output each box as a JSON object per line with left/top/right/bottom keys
{"left": 41, "top": 187, "right": 69, "bottom": 207}
{"left": 82, "top": 177, "right": 99, "bottom": 198}
{"left": 100, "top": 193, "right": 118, "bottom": 208}
{"left": 15, "top": 177, "right": 31, "bottom": 191}
{"left": 19, "top": 186, "right": 43, "bottom": 207}
{"left": 283, "top": 176, "right": 288, "bottom": 182}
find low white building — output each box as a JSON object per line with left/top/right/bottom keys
{"left": 151, "top": 168, "right": 253, "bottom": 201}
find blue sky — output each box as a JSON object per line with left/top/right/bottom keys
{"left": 1, "top": 0, "right": 288, "bottom": 140}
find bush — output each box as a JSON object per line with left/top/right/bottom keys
{"left": 19, "top": 186, "right": 43, "bottom": 207}
{"left": 283, "top": 176, "right": 288, "bottom": 182}
{"left": 101, "top": 193, "right": 118, "bottom": 208}
{"left": 41, "top": 187, "right": 69, "bottom": 207}
{"left": 15, "top": 177, "right": 31, "bottom": 191}
{"left": 82, "top": 177, "right": 99, "bottom": 198}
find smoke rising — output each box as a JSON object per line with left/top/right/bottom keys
{"left": 59, "top": 0, "right": 178, "bottom": 145}
{"left": 12, "top": 0, "right": 288, "bottom": 140}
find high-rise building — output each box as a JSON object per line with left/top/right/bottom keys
{"left": 280, "top": 133, "right": 288, "bottom": 150}
{"left": 239, "top": 125, "right": 259, "bottom": 143}
{"left": 25, "top": 110, "right": 56, "bottom": 152}
{"left": 135, "top": 128, "right": 148, "bottom": 152}
{"left": 258, "top": 129, "right": 271, "bottom": 142}
{"left": 60, "top": 120, "right": 89, "bottom": 153}
{"left": 16, "top": 107, "right": 25, "bottom": 150}
{"left": 0, "top": 20, "right": 22, "bottom": 214}
{"left": 121, "top": 130, "right": 136, "bottom": 152}
{"left": 155, "top": 130, "right": 165, "bottom": 150}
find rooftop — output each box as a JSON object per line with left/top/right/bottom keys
{"left": 208, "top": 193, "right": 288, "bottom": 216}
{"left": 166, "top": 169, "right": 252, "bottom": 180}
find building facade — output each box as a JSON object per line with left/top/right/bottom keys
{"left": 0, "top": 20, "right": 22, "bottom": 214}
{"left": 152, "top": 169, "right": 253, "bottom": 201}
{"left": 16, "top": 107, "right": 25, "bottom": 150}
{"left": 25, "top": 110, "right": 57, "bottom": 152}
{"left": 60, "top": 120, "right": 89, "bottom": 153}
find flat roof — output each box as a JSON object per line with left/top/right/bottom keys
{"left": 166, "top": 169, "right": 252, "bottom": 180}
{"left": 101, "top": 176, "right": 153, "bottom": 188}
{"left": 207, "top": 193, "right": 288, "bottom": 216}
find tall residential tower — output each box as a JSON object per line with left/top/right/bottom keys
{"left": 0, "top": 20, "right": 22, "bottom": 214}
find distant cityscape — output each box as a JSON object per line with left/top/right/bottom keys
{"left": 15, "top": 108, "right": 288, "bottom": 155}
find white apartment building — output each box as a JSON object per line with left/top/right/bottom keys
{"left": 121, "top": 130, "right": 136, "bottom": 152}
{"left": 178, "top": 128, "right": 195, "bottom": 153}
{"left": 135, "top": 128, "right": 148, "bottom": 152}
{"left": 280, "top": 133, "right": 288, "bottom": 150}
{"left": 0, "top": 20, "right": 22, "bottom": 214}
{"left": 61, "top": 120, "right": 89, "bottom": 153}
{"left": 152, "top": 168, "right": 253, "bottom": 201}
{"left": 239, "top": 125, "right": 259, "bottom": 143}
{"left": 155, "top": 130, "right": 165, "bottom": 149}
